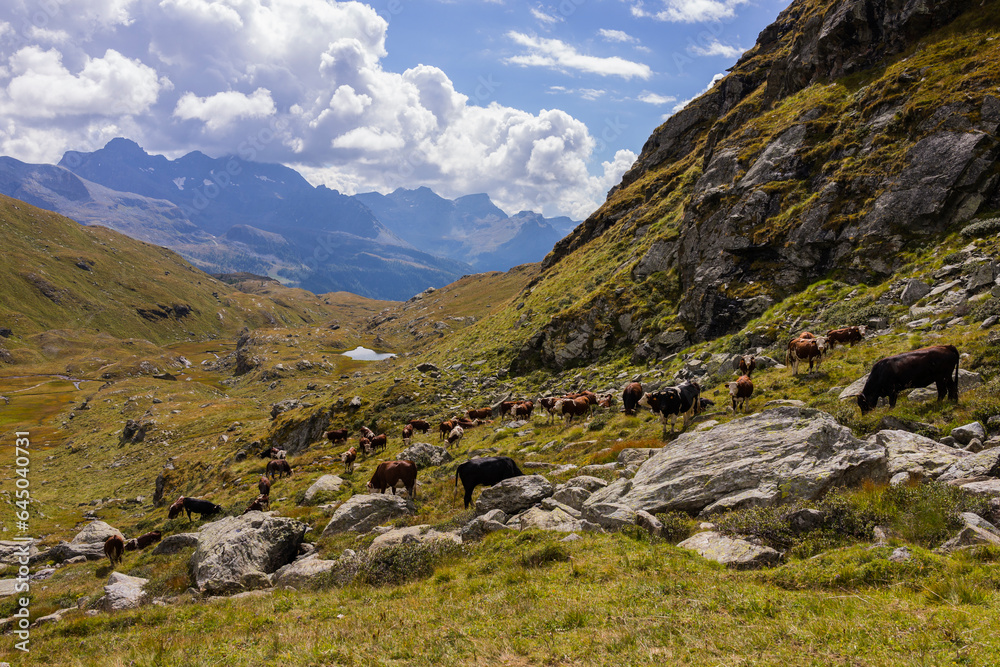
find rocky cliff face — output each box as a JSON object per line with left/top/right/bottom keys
{"left": 520, "top": 0, "right": 1000, "bottom": 368}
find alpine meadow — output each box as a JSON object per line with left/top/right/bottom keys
{"left": 4, "top": 0, "right": 1000, "bottom": 665}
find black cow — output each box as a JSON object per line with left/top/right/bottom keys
{"left": 857, "top": 345, "right": 959, "bottom": 415}
{"left": 455, "top": 456, "right": 524, "bottom": 509}
{"left": 167, "top": 496, "right": 224, "bottom": 522}
{"left": 637, "top": 380, "right": 701, "bottom": 437}
{"left": 622, "top": 382, "right": 643, "bottom": 416}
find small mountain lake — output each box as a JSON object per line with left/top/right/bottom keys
{"left": 341, "top": 346, "right": 396, "bottom": 361}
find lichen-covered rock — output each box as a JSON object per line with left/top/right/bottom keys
{"left": 938, "top": 513, "right": 1000, "bottom": 553}
{"left": 507, "top": 507, "right": 602, "bottom": 533}
{"left": 677, "top": 531, "right": 782, "bottom": 569}
{"left": 397, "top": 442, "right": 452, "bottom": 469}
{"left": 270, "top": 554, "right": 341, "bottom": 590}
{"left": 151, "top": 533, "right": 199, "bottom": 556}
{"left": 301, "top": 475, "right": 344, "bottom": 505}
{"left": 44, "top": 521, "right": 123, "bottom": 562}
{"left": 369, "top": 525, "right": 461, "bottom": 551}
{"left": 937, "top": 449, "right": 1000, "bottom": 483}
{"left": 321, "top": 494, "right": 415, "bottom": 536}
{"left": 191, "top": 513, "right": 307, "bottom": 596}
{"left": 593, "top": 408, "right": 887, "bottom": 516}
{"left": 870, "top": 430, "right": 968, "bottom": 480}
{"left": 952, "top": 422, "right": 987, "bottom": 446}
{"left": 474, "top": 475, "right": 554, "bottom": 516}
{"left": 98, "top": 572, "right": 149, "bottom": 611}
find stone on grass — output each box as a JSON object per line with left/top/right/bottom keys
{"left": 952, "top": 422, "right": 987, "bottom": 446}
{"left": 151, "top": 533, "right": 199, "bottom": 555}
{"left": 270, "top": 554, "right": 341, "bottom": 590}
{"left": 677, "top": 531, "right": 781, "bottom": 570}
{"left": 870, "top": 430, "right": 968, "bottom": 480}
{"left": 937, "top": 513, "right": 1000, "bottom": 553}
{"left": 301, "top": 475, "right": 344, "bottom": 505}
{"left": 398, "top": 442, "right": 452, "bottom": 469}
{"left": 98, "top": 572, "right": 149, "bottom": 611}
{"left": 369, "top": 525, "right": 461, "bottom": 551}
{"left": 474, "top": 475, "right": 553, "bottom": 516}
{"left": 936, "top": 449, "right": 1000, "bottom": 482}
{"left": 321, "top": 494, "right": 415, "bottom": 536}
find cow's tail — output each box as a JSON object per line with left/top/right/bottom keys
{"left": 454, "top": 468, "right": 459, "bottom": 497}
{"left": 954, "top": 346, "right": 960, "bottom": 401}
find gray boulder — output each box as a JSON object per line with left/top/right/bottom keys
{"left": 270, "top": 399, "right": 301, "bottom": 419}
{"left": 191, "top": 512, "right": 307, "bottom": 596}
{"left": 98, "top": 572, "right": 149, "bottom": 611}
{"left": 369, "top": 525, "right": 461, "bottom": 551}
{"left": 398, "top": 442, "right": 452, "bottom": 469}
{"left": 937, "top": 449, "right": 1000, "bottom": 482}
{"left": 953, "top": 478, "right": 1000, "bottom": 497}
{"left": 460, "top": 513, "right": 511, "bottom": 542}
{"left": 151, "top": 533, "right": 199, "bottom": 556}
{"left": 475, "top": 475, "right": 554, "bottom": 516}
{"left": 301, "top": 475, "right": 344, "bottom": 505}
{"left": 870, "top": 430, "right": 968, "bottom": 480}
{"left": 581, "top": 502, "right": 638, "bottom": 532}
{"left": 321, "top": 494, "right": 415, "bottom": 536}
{"left": 270, "top": 554, "right": 341, "bottom": 590}
{"left": 44, "top": 521, "right": 123, "bottom": 562}
{"left": 0, "top": 540, "right": 37, "bottom": 565}
{"left": 507, "top": 507, "right": 602, "bottom": 533}
{"left": 616, "top": 448, "right": 659, "bottom": 469}
{"left": 952, "top": 422, "right": 987, "bottom": 446}
{"left": 677, "top": 531, "right": 781, "bottom": 569}
{"left": 900, "top": 279, "right": 932, "bottom": 305}
{"left": 592, "top": 408, "right": 887, "bottom": 516}
{"left": 938, "top": 513, "right": 1000, "bottom": 553}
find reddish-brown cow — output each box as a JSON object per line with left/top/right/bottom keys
{"left": 367, "top": 460, "right": 418, "bottom": 498}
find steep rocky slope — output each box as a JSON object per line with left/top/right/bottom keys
{"left": 491, "top": 0, "right": 1000, "bottom": 373}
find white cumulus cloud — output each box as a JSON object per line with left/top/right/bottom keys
{"left": 506, "top": 32, "right": 653, "bottom": 80}
{"left": 632, "top": 0, "right": 749, "bottom": 23}
{"left": 174, "top": 87, "right": 276, "bottom": 131}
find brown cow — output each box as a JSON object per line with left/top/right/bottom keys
{"left": 360, "top": 426, "right": 375, "bottom": 441}
{"left": 738, "top": 354, "right": 756, "bottom": 376}
{"left": 342, "top": 447, "right": 357, "bottom": 473}
{"left": 243, "top": 494, "right": 269, "bottom": 515}
{"left": 408, "top": 419, "right": 431, "bottom": 433}
{"left": 466, "top": 407, "right": 492, "bottom": 420}
{"left": 497, "top": 401, "right": 518, "bottom": 416}
{"left": 126, "top": 531, "right": 162, "bottom": 551}
{"left": 325, "top": 428, "right": 349, "bottom": 444}
{"left": 826, "top": 326, "right": 864, "bottom": 349}
{"left": 367, "top": 460, "right": 418, "bottom": 498}
{"left": 358, "top": 437, "right": 372, "bottom": 457}
{"left": 369, "top": 433, "right": 387, "bottom": 455}
{"left": 258, "top": 475, "right": 271, "bottom": 498}
{"left": 513, "top": 400, "right": 534, "bottom": 419}
{"left": 104, "top": 534, "right": 125, "bottom": 567}
{"left": 597, "top": 394, "right": 614, "bottom": 409}
{"left": 786, "top": 337, "right": 827, "bottom": 375}
{"left": 730, "top": 375, "right": 753, "bottom": 413}
{"left": 439, "top": 419, "right": 457, "bottom": 441}
{"left": 267, "top": 458, "right": 293, "bottom": 478}
{"left": 402, "top": 423, "right": 414, "bottom": 446}
{"left": 539, "top": 397, "right": 560, "bottom": 423}
{"left": 622, "top": 382, "right": 643, "bottom": 416}
{"left": 554, "top": 396, "right": 591, "bottom": 424}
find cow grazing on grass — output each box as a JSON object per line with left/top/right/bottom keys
{"left": 554, "top": 396, "right": 591, "bottom": 424}
{"left": 408, "top": 419, "right": 431, "bottom": 434}
{"left": 367, "top": 460, "right": 418, "bottom": 498}
{"left": 104, "top": 535, "right": 124, "bottom": 567}
{"left": 360, "top": 426, "right": 375, "bottom": 441}
{"left": 497, "top": 401, "right": 518, "bottom": 417}
{"left": 738, "top": 354, "right": 756, "bottom": 376}
{"left": 466, "top": 407, "right": 492, "bottom": 420}
{"left": 857, "top": 345, "right": 960, "bottom": 415}
{"left": 358, "top": 437, "right": 372, "bottom": 457}
{"left": 258, "top": 475, "right": 271, "bottom": 498}
{"left": 325, "top": 428, "right": 349, "bottom": 444}
{"left": 342, "top": 447, "right": 357, "bottom": 473}
{"left": 513, "top": 400, "right": 534, "bottom": 419}
{"left": 243, "top": 494, "right": 270, "bottom": 515}
{"left": 455, "top": 456, "right": 524, "bottom": 509}
{"left": 402, "top": 424, "right": 414, "bottom": 446}
{"left": 369, "top": 433, "right": 387, "bottom": 455}
{"left": 439, "top": 419, "right": 457, "bottom": 441}
{"left": 730, "top": 375, "right": 754, "bottom": 413}
{"left": 447, "top": 425, "right": 465, "bottom": 447}
{"left": 786, "top": 337, "right": 828, "bottom": 375}
{"left": 124, "top": 531, "right": 162, "bottom": 552}
{"left": 598, "top": 394, "right": 614, "bottom": 409}
{"left": 638, "top": 380, "right": 702, "bottom": 437}
{"left": 539, "top": 397, "right": 560, "bottom": 423}
{"left": 266, "top": 459, "right": 292, "bottom": 479}
{"left": 826, "top": 326, "right": 865, "bottom": 349}
{"left": 622, "top": 382, "right": 643, "bottom": 416}
{"left": 699, "top": 397, "right": 716, "bottom": 412}
{"left": 168, "top": 496, "right": 224, "bottom": 522}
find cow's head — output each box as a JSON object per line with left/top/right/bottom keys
{"left": 167, "top": 496, "right": 185, "bottom": 520}
{"left": 856, "top": 393, "right": 873, "bottom": 415}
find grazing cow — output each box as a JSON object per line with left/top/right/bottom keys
{"left": 325, "top": 428, "right": 349, "bottom": 444}
{"left": 408, "top": 419, "right": 431, "bottom": 433}
{"left": 104, "top": 535, "right": 125, "bottom": 567}
{"left": 798, "top": 331, "right": 816, "bottom": 339}
{"left": 598, "top": 394, "right": 615, "bottom": 409}
{"left": 439, "top": 419, "right": 457, "bottom": 441}
{"left": 857, "top": 345, "right": 959, "bottom": 415}
{"left": 738, "top": 354, "right": 756, "bottom": 376}
{"left": 553, "top": 396, "right": 591, "bottom": 424}
{"left": 539, "top": 397, "right": 560, "bottom": 423}
{"left": 342, "top": 447, "right": 357, "bottom": 473}
{"left": 168, "top": 496, "right": 224, "bottom": 521}
{"left": 638, "top": 380, "right": 702, "bottom": 437}
{"left": 786, "top": 337, "right": 828, "bottom": 375}
{"left": 730, "top": 375, "right": 754, "bottom": 413}
{"left": 826, "top": 326, "right": 865, "bottom": 349}
{"left": 266, "top": 458, "right": 293, "bottom": 479}
{"left": 699, "top": 397, "right": 716, "bottom": 412}
{"left": 622, "top": 382, "right": 643, "bottom": 416}
{"left": 370, "top": 433, "right": 387, "bottom": 455}
{"left": 243, "top": 494, "right": 270, "bottom": 514}
{"left": 497, "top": 401, "right": 518, "bottom": 417}
{"left": 358, "top": 437, "right": 372, "bottom": 457}
{"left": 367, "top": 460, "right": 418, "bottom": 498}
{"left": 360, "top": 426, "right": 375, "bottom": 441}
{"left": 124, "top": 530, "right": 162, "bottom": 552}
{"left": 402, "top": 423, "right": 414, "bottom": 446}
{"left": 513, "top": 400, "right": 534, "bottom": 419}
{"left": 456, "top": 418, "right": 484, "bottom": 430}
{"left": 455, "top": 456, "right": 524, "bottom": 509}
{"left": 447, "top": 425, "right": 465, "bottom": 447}
{"left": 258, "top": 475, "right": 271, "bottom": 498}
{"left": 466, "top": 408, "right": 492, "bottom": 420}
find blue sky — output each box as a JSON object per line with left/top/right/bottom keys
{"left": 0, "top": 0, "right": 791, "bottom": 219}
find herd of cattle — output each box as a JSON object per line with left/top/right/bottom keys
{"left": 100, "top": 325, "right": 963, "bottom": 568}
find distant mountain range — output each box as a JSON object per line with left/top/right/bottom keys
{"left": 0, "top": 139, "right": 578, "bottom": 299}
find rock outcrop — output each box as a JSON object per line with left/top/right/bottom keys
{"left": 398, "top": 442, "right": 452, "bottom": 469}
{"left": 190, "top": 513, "right": 307, "bottom": 595}
{"left": 98, "top": 572, "right": 149, "bottom": 611}
{"left": 321, "top": 494, "right": 415, "bottom": 535}
{"left": 678, "top": 531, "right": 782, "bottom": 570}
{"left": 474, "top": 475, "right": 554, "bottom": 516}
